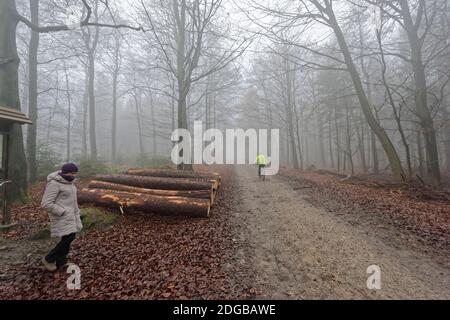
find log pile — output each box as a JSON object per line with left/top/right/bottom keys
{"left": 77, "top": 169, "right": 221, "bottom": 218}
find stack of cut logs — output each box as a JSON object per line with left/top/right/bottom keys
{"left": 77, "top": 169, "right": 221, "bottom": 218}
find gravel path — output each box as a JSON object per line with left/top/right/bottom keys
{"left": 234, "top": 166, "right": 450, "bottom": 299}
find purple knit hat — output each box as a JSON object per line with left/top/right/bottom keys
{"left": 61, "top": 163, "right": 79, "bottom": 174}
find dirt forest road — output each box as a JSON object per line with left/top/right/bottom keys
{"left": 234, "top": 166, "right": 450, "bottom": 299}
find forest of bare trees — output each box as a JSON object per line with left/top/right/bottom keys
{"left": 2, "top": 0, "right": 450, "bottom": 302}
{"left": 1, "top": 0, "right": 450, "bottom": 201}
{"left": 241, "top": 0, "right": 450, "bottom": 187}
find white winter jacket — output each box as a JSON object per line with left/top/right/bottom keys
{"left": 41, "top": 172, "right": 83, "bottom": 238}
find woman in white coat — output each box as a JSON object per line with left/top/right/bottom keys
{"left": 41, "top": 163, "right": 82, "bottom": 271}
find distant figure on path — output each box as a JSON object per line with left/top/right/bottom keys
{"left": 256, "top": 154, "right": 267, "bottom": 181}
{"left": 41, "top": 163, "right": 82, "bottom": 271}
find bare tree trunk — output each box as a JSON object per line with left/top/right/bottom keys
{"left": 310, "top": 80, "right": 325, "bottom": 168}
{"left": 46, "top": 74, "right": 58, "bottom": 146}
{"left": 204, "top": 79, "right": 209, "bottom": 130}
{"left": 360, "top": 120, "right": 367, "bottom": 172}
{"left": 111, "top": 70, "right": 117, "bottom": 163}
{"left": 174, "top": 0, "right": 192, "bottom": 171}
{"left": 417, "top": 126, "right": 425, "bottom": 177}
{"left": 177, "top": 94, "right": 192, "bottom": 170}
{"left": 81, "top": 66, "right": 88, "bottom": 160}
{"left": 377, "top": 30, "right": 412, "bottom": 179}
{"left": 213, "top": 93, "right": 217, "bottom": 129}
{"left": 328, "top": 106, "right": 335, "bottom": 169}
{"left": 367, "top": 85, "right": 379, "bottom": 175}
{"left": 133, "top": 91, "right": 144, "bottom": 160}
{"left": 63, "top": 62, "right": 71, "bottom": 162}
{"left": 327, "top": 6, "right": 405, "bottom": 180}
{"left": 442, "top": 0, "right": 450, "bottom": 175}
{"left": 358, "top": 7, "right": 377, "bottom": 175}
{"left": 82, "top": 7, "right": 100, "bottom": 161}
{"left": 334, "top": 104, "right": 341, "bottom": 172}
{"left": 345, "top": 105, "right": 354, "bottom": 175}
{"left": 285, "top": 131, "right": 289, "bottom": 167}
{"left": 111, "top": 35, "right": 120, "bottom": 163}
{"left": 87, "top": 50, "right": 97, "bottom": 160}
{"left": 443, "top": 103, "right": 450, "bottom": 174}
{"left": 360, "top": 55, "right": 379, "bottom": 175}
{"left": 294, "top": 104, "right": 304, "bottom": 170}
{"left": 318, "top": 113, "right": 326, "bottom": 168}
{"left": 150, "top": 95, "right": 157, "bottom": 157}
{"left": 370, "top": 131, "right": 379, "bottom": 174}
{"left": 171, "top": 95, "right": 175, "bottom": 133}
{"left": 304, "top": 113, "right": 309, "bottom": 166}
{"left": 399, "top": 0, "right": 441, "bottom": 185}
{"left": 285, "top": 70, "right": 299, "bottom": 169}
{"left": 354, "top": 111, "right": 367, "bottom": 173}
{"left": 0, "top": 0, "right": 29, "bottom": 203}
{"left": 26, "top": 0, "right": 39, "bottom": 183}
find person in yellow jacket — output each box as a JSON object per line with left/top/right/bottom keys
{"left": 256, "top": 154, "right": 267, "bottom": 180}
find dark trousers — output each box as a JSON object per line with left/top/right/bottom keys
{"left": 45, "top": 233, "right": 76, "bottom": 268}
{"left": 258, "top": 164, "right": 266, "bottom": 177}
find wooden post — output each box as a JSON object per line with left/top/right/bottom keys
{"left": 3, "top": 132, "right": 10, "bottom": 225}
{"left": 0, "top": 131, "right": 12, "bottom": 226}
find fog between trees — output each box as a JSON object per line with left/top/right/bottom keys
{"left": 1, "top": 0, "right": 449, "bottom": 199}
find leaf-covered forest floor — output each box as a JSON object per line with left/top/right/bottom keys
{"left": 0, "top": 165, "right": 449, "bottom": 299}
{"left": 0, "top": 166, "right": 257, "bottom": 299}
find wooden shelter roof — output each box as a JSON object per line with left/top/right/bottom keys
{"left": 0, "top": 106, "right": 32, "bottom": 125}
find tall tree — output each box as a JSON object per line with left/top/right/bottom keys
{"left": 110, "top": 33, "right": 121, "bottom": 163}
{"left": 142, "top": 0, "right": 248, "bottom": 170}
{"left": 0, "top": 0, "right": 29, "bottom": 201}
{"left": 366, "top": 0, "right": 442, "bottom": 185}
{"left": 26, "top": 0, "right": 39, "bottom": 183}
{"left": 81, "top": 4, "right": 100, "bottom": 161}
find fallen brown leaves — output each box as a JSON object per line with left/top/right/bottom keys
{"left": 2, "top": 180, "right": 91, "bottom": 240}
{"left": 0, "top": 166, "right": 256, "bottom": 300}
{"left": 2, "top": 182, "right": 49, "bottom": 240}
{"left": 279, "top": 168, "right": 450, "bottom": 260}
